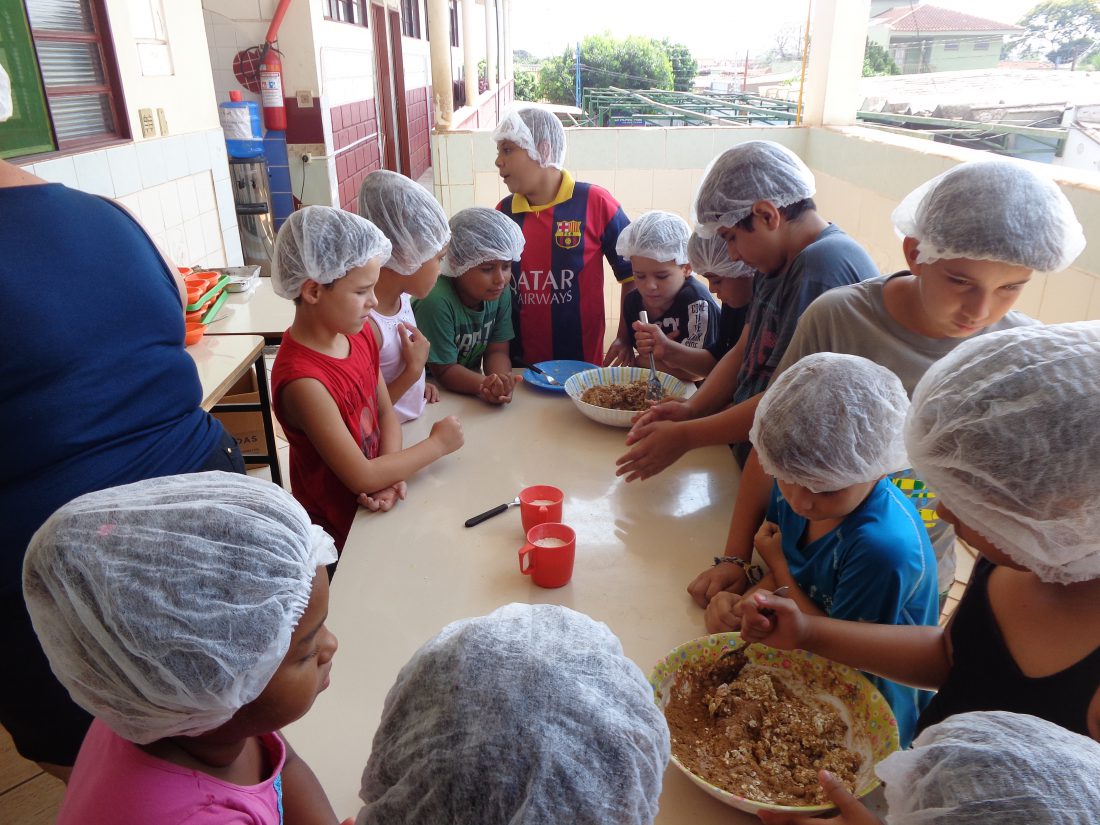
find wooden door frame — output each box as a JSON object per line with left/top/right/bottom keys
{"left": 370, "top": 2, "right": 399, "bottom": 172}
{"left": 388, "top": 7, "right": 413, "bottom": 177}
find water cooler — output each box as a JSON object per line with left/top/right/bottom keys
{"left": 229, "top": 158, "right": 276, "bottom": 274}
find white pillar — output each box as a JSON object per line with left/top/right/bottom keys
{"left": 484, "top": 0, "right": 497, "bottom": 91}
{"left": 503, "top": 0, "right": 513, "bottom": 81}
{"left": 801, "top": 0, "right": 871, "bottom": 127}
{"left": 461, "top": 0, "right": 478, "bottom": 106}
{"left": 427, "top": 0, "right": 453, "bottom": 128}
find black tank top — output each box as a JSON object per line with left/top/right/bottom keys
{"left": 917, "top": 558, "right": 1100, "bottom": 736}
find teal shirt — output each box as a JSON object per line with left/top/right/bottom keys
{"left": 413, "top": 278, "right": 514, "bottom": 370}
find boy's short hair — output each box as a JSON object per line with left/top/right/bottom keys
{"left": 906, "top": 321, "right": 1100, "bottom": 584}
{"left": 22, "top": 472, "right": 338, "bottom": 744}
{"left": 491, "top": 106, "right": 566, "bottom": 169}
{"left": 693, "top": 140, "right": 815, "bottom": 239}
{"left": 357, "top": 170, "right": 451, "bottom": 276}
{"left": 733, "top": 197, "right": 818, "bottom": 232}
{"left": 443, "top": 207, "right": 525, "bottom": 277}
{"left": 750, "top": 352, "right": 909, "bottom": 493}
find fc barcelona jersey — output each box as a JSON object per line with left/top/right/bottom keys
{"left": 498, "top": 170, "right": 633, "bottom": 364}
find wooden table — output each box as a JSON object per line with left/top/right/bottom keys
{"left": 186, "top": 334, "right": 281, "bottom": 485}
{"left": 282, "top": 384, "right": 800, "bottom": 821}
{"left": 203, "top": 278, "right": 293, "bottom": 344}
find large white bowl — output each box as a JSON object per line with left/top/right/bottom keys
{"left": 563, "top": 366, "right": 689, "bottom": 427}
{"left": 651, "top": 633, "right": 899, "bottom": 816}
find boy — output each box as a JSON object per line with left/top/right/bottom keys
{"left": 617, "top": 210, "right": 720, "bottom": 381}
{"left": 270, "top": 207, "right": 464, "bottom": 550}
{"left": 689, "top": 160, "right": 1086, "bottom": 605}
{"left": 616, "top": 140, "right": 878, "bottom": 481}
{"left": 492, "top": 107, "right": 634, "bottom": 366}
{"left": 633, "top": 230, "right": 754, "bottom": 379}
{"left": 704, "top": 353, "right": 938, "bottom": 746}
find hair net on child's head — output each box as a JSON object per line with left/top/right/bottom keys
{"left": 271, "top": 205, "right": 392, "bottom": 299}
{"left": 356, "top": 170, "right": 450, "bottom": 276}
{"left": 442, "top": 206, "right": 525, "bottom": 277}
{"left": 615, "top": 210, "right": 691, "bottom": 264}
{"left": 692, "top": 140, "right": 815, "bottom": 239}
{"left": 875, "top": 711, "right": 1100, "bottom": 824}
{"left": 750, "top": 353, "right": 910, "bottom": 493}
{"left": 22, "top": 472, "right": 338, "bottom": 745}
{"left": 687, "top": 231, "right": 754, "bottom": 279}
{"left": 905, "top": 322, "right": 1100, "bottom": 584}
{"left": 892, "top": 160, "right": 1085, "bottom": 272}
{"left": 356, "top": 603, "right": 670, "bottom": 825}
{"left": 491, "top": 106, "right": 566, "bottom": 169}
{"left": 0, "top": 62, "right": 11, "bottom": 123}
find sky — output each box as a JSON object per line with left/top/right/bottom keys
{"left": 511, "top": 0, "right": 1042, "bottom": 60}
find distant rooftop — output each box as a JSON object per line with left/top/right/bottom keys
{"left": 871, "top": 4, "right": 1023, "bottom": 33}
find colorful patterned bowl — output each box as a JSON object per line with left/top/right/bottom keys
{"left": 563, "top": 366, "right": 689, "bottom": 428}
{"left": 650, "top": 633, "right": 899, "bottom": 816}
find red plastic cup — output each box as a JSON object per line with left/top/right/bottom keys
{"left": 519, "top": 485, "right": 563, "bottom": 534}
{"left": 518, "top": 523, "right": 576, "bottom": 589}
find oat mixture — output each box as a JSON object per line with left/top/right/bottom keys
{"left": 580, "top": 381, "right": 652, "bottom": 411}
{"left": 664, "top": 656, "right": 863, "bottom": 806}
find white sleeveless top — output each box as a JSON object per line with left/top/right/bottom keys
{"left": 369, "top": 294, "right": 427, "bottom": 423}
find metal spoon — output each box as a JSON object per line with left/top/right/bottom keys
{"left": 637, "top": 310, "right": 664, "bottom": 402}
{"left": 521, "top": 362, "right": 560, "bottom": 386}
{"left": 718, "top": 585, "right": 791, "bottom": 659}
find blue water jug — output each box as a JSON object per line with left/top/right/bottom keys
{"left": 219, "top": 90, "right": 264, "bottom": 159}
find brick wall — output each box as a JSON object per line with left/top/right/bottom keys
{"left": 331, "top": 99, "right": 383, "bottom": 212}
{"left": 406, "top": 85, "right": 432, "bottom": 180}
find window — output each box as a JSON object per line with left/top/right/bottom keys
{"left": 0, "top": 0, "right": 129, "bottom": 159}
{"left": 401, "top": 0, "right": 421, "bottom": 39}
{"left": 943, "top": 41, "right": 959, "bottom": 51}
{"left": 449, "top": 0, "right": 459, "bottom": 48}
{"left": 324, "top": 0, "right": 368, "bottom": 26}
{"left": 973, "top": 40, "right": 990, "bottom": 51}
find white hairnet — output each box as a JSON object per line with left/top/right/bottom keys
{"left": 443, "top": 207, "right": 525, "bottom": 277}
{"left": 905, "top": 321, "right": 1100, "bottom": 584}
{"left": 877, "top": 711, "right": 1100, "bottom": 824}
{"left": 357, "top": 170, "right": 451, "bottom": 276}
{"left": 22, "top": 472, "right": 338, "bottom": 745}
{"left": 272, "top": 205, "right": 392, "bottom": 299}
{"left": 0, "top": 62, "right": 11, "bottom": 123}
{"left": 692, "top": 140, "right": 815, "bottom": 239}
{"left": 687, "top": 231, "right": 754, "bottom": 279}
{"left": 616, "top": 210, "right": 691, "bottom": 264}
{"left": 751, "top": 353, "right": 910, "bottom": 493}
{"left": 491, "top": 106, "right": 566, "bottom": 169}
{"left": 892, "top": 160, "right": 1085, "bottom": 272}
{"left": 356, "top": 603, "right": 670, "bottom": 825}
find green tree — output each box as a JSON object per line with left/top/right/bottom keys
{"left": 863, "top": 39, "right": 900, "bottom": 76}
{"left": 661, "top": 40, "right": 698, "bottom": 92}
{"left": 1013, "top": 0, "right": 1100, "bottom": 68}
{"left": 513, "top": 70, "right": 540, "bottom": 102}
{"left": 536, "top": 33, "right": 675, "bottom": 106}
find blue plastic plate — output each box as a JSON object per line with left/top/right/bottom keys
{"left": 523, "top": 360, "right": 599, "bottom": 393}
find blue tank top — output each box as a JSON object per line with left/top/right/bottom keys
{"left": 0, "top": 183, "right": 223, "bottom": 595}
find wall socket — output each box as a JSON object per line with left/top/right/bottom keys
{"left": 295, "top": 90, "right": 314, "bottom": 107}
{"left": 138, "top": 108, "right": 157, "bottom": 138}
{"left": 157, "top": 108, "right": 169, "bottom": 135}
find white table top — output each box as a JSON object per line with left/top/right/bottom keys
{"left": 282, "top": 383, "right": 789, "bottom": 822}
{"left": 203, "top": 278, "right": 293, "bottom": 340}
{"left": 185, "top": 333, "right": 264, "bottom": 410}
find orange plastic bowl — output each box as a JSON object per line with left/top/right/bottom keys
{"left": 184, "top": 321, "right": 205, "bottom": 346}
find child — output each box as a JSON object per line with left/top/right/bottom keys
{"left": 617, "top": 140, "right": 878, "bottom": 480}
{"left": 357, "top": 170, "right": 451, "bottom": 423}
{"left": 688, "top": 160, "right": 1085, "bottom": 608}
{"left": 491, "top": 106, "right": 635, "bottom": 366}
{"left": 738, "top": 323, "right": 1100, "bottom": 743}
{"left": 616, "top": 211, "right": 720, "bottom": 382}
{"left": 413, "top": 207, "right": 525, "bottom": 405}
{"left": 354, "top": 603, "right": 669, "bottom": 825}
{"left": 22, "top": 473, "right": 341, "bottom": 824}
{"left": 271, "top": 206, "right": 464, "bottom": 550}
{"left": 704, "top": 352, "right": 938, "bottom": 746}
{"left": 759, "top": 711, "right": 1100, "bottom": 825}
{"left": 691, "top": 230, "right": 754, "bottom": 364}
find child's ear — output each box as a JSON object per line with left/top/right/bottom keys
{"left": 299, "top": 279, "right": 323, "bottom": 305}
{"left": 680, "top": 263, "right": 693, "bottom": 277}
{"left": 752, "top": 200, "right": 781, "bottom": 230}
{"left": 902, "top": 236, "right": 922, "bottom": 271}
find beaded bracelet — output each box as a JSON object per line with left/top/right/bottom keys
{"left": 712, "top": 555, "right": 765, "bottom": 585}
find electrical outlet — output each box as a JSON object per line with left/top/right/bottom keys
{"left": 139, "top": 108, "right": 156, "bottom": 138}
{"left": 295, "top": 90, "right": 314, "bottom": 108}
{"left": 157, "top": 108, "right": 169, "bottom": 135}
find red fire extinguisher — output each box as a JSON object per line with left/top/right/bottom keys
{"left": 258, "top": 45, "right": 286, "bottom": 131}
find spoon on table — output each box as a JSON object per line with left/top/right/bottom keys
{"left": 521, "top": 363, "right": 561, "bottom": 386}
{"left": 637, "top": 311, "right": 664, "bottom": 402}
{"left": 718, "top": 585, "right": 791, "bottom": 660}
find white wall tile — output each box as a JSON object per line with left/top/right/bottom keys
{"left": 1039, "top": 268, "right": 1096, "bottom": 323}
{"left": 214, "top": 176, "right": 238, "bottom": 229}
{"left": 213, "top": 22, "right": 239, "bottom": 49}
{"left": 450, "top": 183, "right": 474, "bottom": 213}
{"left": 183, "top": 217, "right": 206, "bottom": 263}
{"left": 35, "top": 155, "right": 79, "bottom": 188}
{"left": 207, "top": 130, "right": 231, "bottom": 181}
{"left": 159, "top": 181, "right": 184, "bottom": 229}
{"left": 135, "top": 140, "right": 168, "bottom": 188}
{"left": 164, "top": 227, "right": 187, "bottom": 263}
{"left": 185, "top": 132, "right": 211, "bottom": 176}
{"left": 567, "top": 129, "right": 617, "bottom": 169}
{"left": 665, "top": 129, "right": 715, "bottom": 169}
{"left": 472, "top": 132, "right": 498, "bottom": 172}
{"left": 224, "top": 226, "right": 245, "bottom": 266}
{"left": 617, "top": 129, "right": 666, "bottom": 169}
{"left": 445, "top": 133, "right": 473, "bottom": 185}
{"left": 473, "top": 171, "right": 502, "bottom": 207}
{"left": 162, "top": 136, "right": 191, "bottom": 182}
{"left": 1012, "top": 272, "right": 1046, "bottom": 318}
{"left": 138, "top": 188, "right": 166, "bottom": 235}
{"left": 651, "top": 169, "right": 696, "bottom": 217}
{"left": 195, "top": 173, "right": 218, "bottom": 214}
{"left": 200, "top": 211, "right": 223, "bottom": 257}
{"left": 581, "top": 169, "right": 616, "bottom": 193}
{"left": 178, "top": 175, "right": 200, "bottom": 220}
{"left": 72, "top": 151, "right": 115, "bottom": 197}
{"left": 613, "top": 169, "right": 654, "bottom": 213}
{"left": 118, "top": 193, "right": 141, "bottom": 216}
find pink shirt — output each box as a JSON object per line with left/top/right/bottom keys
{"left": 58, "top": 719, "right": 287, "bottom": 824}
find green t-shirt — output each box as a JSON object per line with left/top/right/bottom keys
{"left": 412, "top": 278, "right": 514, "bottom": 370}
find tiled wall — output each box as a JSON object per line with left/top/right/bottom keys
{"left": 406, "top": 86, "right": 433, "bottom": 180}
{"left": 332, "top": 99, "right": 383, "bottom": 211}
{"left": 25, "top": 128, "right": 243, "bottom": 270}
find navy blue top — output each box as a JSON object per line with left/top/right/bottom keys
{"left": 767, "top": 478, "right": 939, "bottom": 747}
{"left": 0, "top": 183, "right": 224, "bottom": 596}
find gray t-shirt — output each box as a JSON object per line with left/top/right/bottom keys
{"left": 775, "top": 272, "right": 1036, "bottom": 592}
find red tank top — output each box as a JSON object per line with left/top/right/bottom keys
{"left": 272, "top": 328, "right": 381, "bottom": 549}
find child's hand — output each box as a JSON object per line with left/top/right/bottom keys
{"left": 704, "top": 591, "right": 744, "bottom": 633}
{"left": 358, "top": 481, "right": 407, "bottom": 512}
{"left": 628, "top": 396, "right": 691, "bottom": 431}
{"left": 687, "top": 562, "right": 750, "bottom": 608}
{"left": 479, "top": 373, "right": 516, "bottom": 405}
{"left": 632, "top": 320, "right": 669, "bottom": 359}
{"left": 602, "top": 337, "right": 632, "bottom": 367}
{"left": 753, "top": 521, "right": 785, "bottom": 572}
{"left": 423, "top": 382, "right": 440, "bottom": 403}
{"left": 616, "top": 420, "right": 688, "bottom": 481}
{"left": 757, "top": 770, "right": 881, "bottom": 825}
{"left": 429, "top": 415, "right": 464, "bottom": 454}
{"left": 398, "top": 323, "right": 431, "bottom": 371}
{"left": 737, "top": 589, "right": 806, "bottom": 650}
